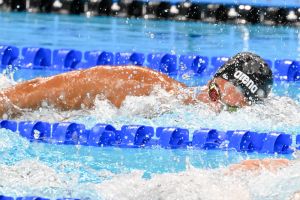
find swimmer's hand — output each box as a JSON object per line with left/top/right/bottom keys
{"left": 0, "top": 93, "right": 23, "bottom": 118}
{"left": 229, "top": 159, "right": 289, "bottom": 172}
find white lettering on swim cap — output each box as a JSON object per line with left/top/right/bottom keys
{"left": 241, "top": 74, "right": 249, "bottom": 84}
{"left": 234, "top": 70, "right": 258, "bottom": 94}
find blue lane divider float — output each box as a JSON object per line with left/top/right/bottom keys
{"left": 274, "top": 60, "right": 300, "bottom": 81}
{"left": 0, "top": 46, "right": 19, "bottom": 67}
{"left": 147, "top": 53, "right": 177, "bottom": 74}
{"left": 1, "top": 45, "right": 300, "bottom": 81}
{"left": 87, "top": 123, "right": 118, "bottom": 146}
{"left": 0, "top": 119, "right": 296, "bottom": 154}
{"left": 52, "top": 49, "right": 82, "bottom": 70}
{"left": 18, "top": 121, "right": 51, "bottom": 141}
{"left": 260, "top": 132, "right": 293, "bottom": 154}
{"left": 0, "top": 120, "right": 18, "bottom": 132}
{"left": 192, "top": 128, "right": 226, "bottom": 149}
{"left": 81, "top": 50, "right": 114, "bottom": 68}
{"left": 274, "top": 59, "right": 293, "bottom": 80}
{"left": 119, "top": 125, "right": 154, "bottom": 147}
{"left": 156, "top": 127, "right": 189, "bottom": 148}
{"left": 12, "top": 47, "right": 52, "bottom": 68}
{"left": 51, "top": 122, "right": 86, "bottom": 145}
{"left": 115, "top": 52, "right": 145, "bottom": 66}
{"left": 211, "top": 56, "right": 229, "bottom": 69}
{"left": 287, "top": 61, "right": 300, "bottom": 81}
{"left": 297, "top": 135, "right": 300, "bottom": 150}
{"left": 178, "top": 55, "right": 208, "bottom": 74}
{"left": 227, "top": 130, "right": 263, "bottom": 152}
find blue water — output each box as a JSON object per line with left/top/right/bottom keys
{"left": 0, "top": 11, "right": 300, "bottom": 199}
{"left": 1, "top": 12, "right": 300, "bottom": 60}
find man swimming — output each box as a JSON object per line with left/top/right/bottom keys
{"left": 0, "top": 51, "right": 294, "bottom": 171}
{"left": 0, "top": 52, "right": 272, "bottom": 118}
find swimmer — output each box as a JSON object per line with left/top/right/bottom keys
{"left": 0, "top": 52, "right": 273, "bottom": 118}
{"left": 0, "top": 51, "right": 294, "bottom": 172}
{"left": 229, "top": 158, "right": 290, "bottom": 172}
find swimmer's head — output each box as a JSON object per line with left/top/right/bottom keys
{"left": 206, "top": 52, "right": 273, "bottom": 111}
{"left": 213, "top": 52, "right": 273, "bottom": 104}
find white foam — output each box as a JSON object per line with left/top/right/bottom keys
{"left": 91, "top": 156, "right": 300, "bottom": 200}
{"left": 0, "top": 159, "right": 102, "bottom": 199}
{"left": 14, "top": 87, "right": 300, "bottom": 134}
{"left": 0, "top": 69, "right": 296, "bottom": 134}
{"left": 0, "top": 70, "right": 16, "bottom": 90}
{"left": 0, "top": 158, "right": 300, "bottom": 200}
{"left": 94, "top": 168, "right": 251, "bottom": 200}
{"left": 1, "top": 72, "right": 300, "bottom": 199}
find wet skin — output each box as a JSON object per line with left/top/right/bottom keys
{"left": 229, "top": 159, "right": 289, "bottom": 172}
{"left": 0, "top": 65, "right": 248, "bottom": 118}
{"left": 198, "top": 77, "right": 248, "bottom": 111}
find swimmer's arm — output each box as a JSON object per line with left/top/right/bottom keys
{"left": 0, "top": 66, "right": 184, "bottom": 117}
{"left": 229, "top": 159, "right": 289, "bottom": 172}
{"left": 0, "top": 69, "right": 109, "bottom": 118}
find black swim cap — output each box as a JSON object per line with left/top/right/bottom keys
{"left": 214, "top": 52, "right": 273, "bottom": 103}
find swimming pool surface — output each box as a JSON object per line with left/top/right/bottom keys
{"left": 0, "top": 11, "right": 300, "bottom": 200}
{"left": 1, "top": 12, "right": 300, "bottom": 60}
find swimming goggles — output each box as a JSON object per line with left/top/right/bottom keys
{"left": 208, "top": 80, "right": 239, "bottom": 112}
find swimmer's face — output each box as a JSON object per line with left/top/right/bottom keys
{"left": 208, "top": 77, "right": 248, "bottom": 110}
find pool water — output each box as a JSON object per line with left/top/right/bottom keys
{"left": 1, "top": 12, "right": 300, "bottom": 60}
{"left": 0, "top": 12, "right": 300, "bottom": 200}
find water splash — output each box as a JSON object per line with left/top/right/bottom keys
{"left": 0, "top": 127, "right": 298, "bottom": 200}
{"left": 1, "top": 72, "right": 300, "bottom": 199}
{"left": 0, "top": 69, "right": 16, "bottom": 89}
{"left": 14, "top": 87, "right": 300, "bottom": 134}
{"left": 0, "top": 157, "right": 299, "bottom": 200}
{"left": 0, "top": 68, "right": 298, "bottom": 134}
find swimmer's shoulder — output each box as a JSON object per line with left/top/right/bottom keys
{"left": 89, "top": 65, "right": 171, "bottom": 79}
{"left": 89, "top": 65, "right": 152, "bottom": 73}
{"left": 86, "top": 65, "right": 187, "bottom": 88}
